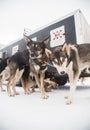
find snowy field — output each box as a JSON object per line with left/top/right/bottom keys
{"left": 0, "top": 79, "right": 90, "bottom": 130}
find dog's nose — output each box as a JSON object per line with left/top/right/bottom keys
{"left": 61, "top": 71, "right": 65, "bottom": 75}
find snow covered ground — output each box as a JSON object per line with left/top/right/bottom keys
{"left": 0, "top": 79, "right": 90, "bottom": 130}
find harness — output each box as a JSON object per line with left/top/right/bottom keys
{"left": 30, "top": 54, "right": 48, "bottom": 70}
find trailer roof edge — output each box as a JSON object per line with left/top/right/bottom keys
{"left": 0, "top": 9, "right": 82, "bottom": 50}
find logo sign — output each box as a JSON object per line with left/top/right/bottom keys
{"left": 50, "top": 26, "right": 65, "bottom": 47}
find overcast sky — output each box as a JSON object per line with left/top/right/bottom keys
{"left": 0, "top": 0, "right": 90, "bottom": 46}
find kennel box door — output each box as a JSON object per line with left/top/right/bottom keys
{"left": 50, "top": 25, "right": 65, "bottom": 47}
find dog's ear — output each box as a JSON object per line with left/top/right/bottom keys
{"left": 62, "top": 42, "right": 71, "bottom": 57}
{"left": 62, "top": 42, "right": 68, "bottom": 51}
{"left": 43, "top": 36, "right": 50, "bottom": 45}
{"left": 45, "top": 48, "right": 52, "bottom": 58}
{"left": 23, "top": 35, "right": 32, "bottom": 44}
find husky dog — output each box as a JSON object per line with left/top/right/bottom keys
{"left": 7, "top": 49, "right": 40, "bottom": 96}
{"left": 0, "top": 66, "right": 10, "bottom": 91}
{"left": 47, "top": 42, "right": 90, "bottom": 104}
{"left": 24, "top": 35, "right": 50, "bottom": 99}
{"left": 6, "top": 49, "right": 30, "bottom": 96}
{"left": 0, "top": 58, "right": 9, "bottom": 91}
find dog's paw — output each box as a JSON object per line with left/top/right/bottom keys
{"left": 66, "top": 99, "right": 72, "bottom": 105}
{"left": 1, "top": 89, "right": 6, "bottom": 92}
{"left": 9, "top": 94, "right": 15, "bottom": 97}
{"left": 15, "top": 92, "right": 19, "bottom": 95}
{"left": 31, "top": 89, "right": 35, "bottom": 93}
{"left": 64, "top": 96, "right": 68, "bottom": 99}
{"left": 25, "top": 91, "right": 31, "bottom": 95}
{"left": 42, "top": 95, "right": 49, "bottom": 99}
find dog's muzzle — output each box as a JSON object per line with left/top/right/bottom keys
{"left": 57, "top": 68, "right": 66, "bottom": 75}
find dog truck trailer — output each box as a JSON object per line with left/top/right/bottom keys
{"left": 0, "top": 9, "right": 90, "bottom": 85}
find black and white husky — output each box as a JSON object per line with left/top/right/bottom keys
{"left": 48, "top": 42, "right": 90, "bottom": 104}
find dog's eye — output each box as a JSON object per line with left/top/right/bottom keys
{"left": 34, "top": 45, "right": 42, "bottom": 54}
{"left": 54, "top": 59, "right": 58, "bottom": 64}
{"left": 60, "top": 57, "right": 65, "bottom": 63}
{"left": 54, "top": 59, "right": 58, "bottom": 62}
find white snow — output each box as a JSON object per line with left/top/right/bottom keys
{"left": 0, "top": 79, "right": 90, "bottom": 130}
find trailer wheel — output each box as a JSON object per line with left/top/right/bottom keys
{"left": 55, "top": 75, "right": 68, "bottom": 86}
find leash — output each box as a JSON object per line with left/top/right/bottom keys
{"left": 29, "top": 52, "right": 55, "bottom": 68}
{"left": 44, "top": 61, "right": 55, "bottom": 68}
